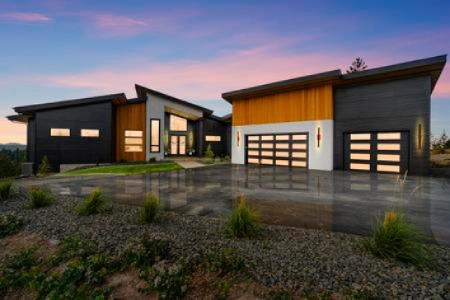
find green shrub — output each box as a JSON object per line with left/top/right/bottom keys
{"left": 152, "top": 262, "right": 187, "bottom": 299}
{"left": 226, "top": 195, "right": 260, "bottom": 238}
{"left": 204, "top": 144, "right": 214, "bottom": 160}
{"left": 76, "top": 189, "right": 109, "bottom": 216}
{"left": 363, "top": 211, "right": 433, "bottom": 267}
{"left": 27, "top": 187, "right": 54, "bottom": 208}
{"left": 124, "top": 237, "right": 170, "bottom": 269}
{"left": 37, "top": 155, "right": 52, "bottom": 176}
{"left": 202, "top": 248, "right": 246, "bottom": 273}
{"left": 138, "top": 193, "right": 161, "bottom": 224}
{"left": 0, "top": 181, "right": 13, "bottom": 201}
{"left": 53, "top": 235, "right": 97, "bottom": 264}
{"left": 0, "top": 214, "right": 23, "bottom": 238}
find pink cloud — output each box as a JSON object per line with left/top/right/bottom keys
{"left": 87, "top": 14, "right": 149, "bottom": 37}
{"left": 434, "top": 68, "right": 450, "bottom": 98}
{"left": 0, "top": 119, "right": 26, "bottom": 144}
{"left": 0, "top": 12, "right": 52, "bottom": 23}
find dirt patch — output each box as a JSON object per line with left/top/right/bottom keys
{"left": 186, "top": 270, "right": 221, "bottom": 299}
{"left": 105, "top": 267, "right": 156, "bottom": 300}
{"left": 0, "top": 231, "right": 58, "bottom": 262}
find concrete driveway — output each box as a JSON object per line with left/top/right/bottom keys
{"left": 18, "top": 165, "right": 450, "bottom": 247}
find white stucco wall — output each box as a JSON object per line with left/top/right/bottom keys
{"left": 231, "top": 120, "right": 334, "bottom": 171}
{"left": 146, "top": 93, "right": 203, "bottom": 161}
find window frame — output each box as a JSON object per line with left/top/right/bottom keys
{"left": 150, "top": 118, "right": 160, "bottom": 153}
{"left": 50, "top": 128, "right": 71, "bottom": 137}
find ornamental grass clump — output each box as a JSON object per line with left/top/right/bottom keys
{"left": 27, "top": 187, "right": 54, "bottom": 209}
{"left": 226, "top": 195, "right": 260, "bottom": 238}
{"left": 76, "top": 189, "right": 109, "bottom": 216}
{"left": 363, "top": 210, "right": 433, "bottom": 267}
{"left": 138, "top": 193, "right": 161, "bottom": 224}
{"left": 0, "top": 181, "right": 13, "bottom": 201}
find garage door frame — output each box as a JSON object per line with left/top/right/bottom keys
{"left": 245, "top": 132, "right": 309, "bottom": 168}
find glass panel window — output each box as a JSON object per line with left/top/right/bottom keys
{"left": 276, "top": 151, "right": 289, "bottom": 157}
{"left": 377, "top": 165, "right": 400, "bottom": 173}
{"left": 248, "top": 143, "right": 259, "bottom": 148}
{"left": 170, "top": 115, "right": 187, "bottom": 131}
{"left": 260, "top": 159, "right": 273, "bottom": 165}
{"left": 261, "top": 135, "right": 274, "bottom": 141}
{"left": 125, "top": 138, "right": 142, "bottom": 145}
{"left": 350, "top": 163, "right": 370, "bottom": 171}
{"left": 350, "top": 153, "right": 370, "bottom": 160}
{"left": 276, "top": 160, "right": 289, "bottom": 166}
{"left": 276, "top": 135, "right": 289, "bottom": 140}
{"left": 248, "top": 158, "right": 259, "bottom": 164}
{"left": 261, "top": 143, "right": 273, "bottom": 149}
{"left": 378, "top": 132, "right": 401, "bottom": 140}
{"left": 50, "top": 128, "right": 70, "bottom": 137}
{"left": 276, "top": 143, "right": 289, "bottom": 149}
{"left": 248, "top": 150, "right": 259, "bottom": 156}
{"left": 125, "top": 130, "right": 143, "bottom": 137}
{"left": 150, "top": 119, "right": 160, "bottom": 153}
{"left": 292, "top": 134, "right": 307, "bottom": 141}
{"left": 205, "top": 136, "right": 221, "bottom": 142}
{"left": 292, "top": 144, "right": 307, "bottom": 150}
{"left": 81, "top": 129, "right": 99, "bottom": 138}
{"left": 261, "top": 151, "right": 273, "bottom": 156}
{"left": 292, "top": 152, "right": 306, "bottom": 158}
{"left": 351, "top": 133, "right": 371, "bottom": 140}
{"left": 350, "top": 143, "right": 370, "bottom": 150}
{"left": 377, "top": 144, "right": 400, "bottom": 151}
{"left": 292, "top": 161, "right": 306, "bottom": 167}
{"left": 248, "top": 136, "right": 259, "bottom": 141}
{"left": 377, "top": 154, "right": 400, "bottom": 162}
{"left": 125, "top": 145, "right": 143, "bottom": 152}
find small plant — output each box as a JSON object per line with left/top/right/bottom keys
{"left": 138, "top": 193, "right": 161, "bottom": 224}
{"left": 363, "top": 211, "right": 433, "bottom": 267}
{"left": 0, "top": 247, "right": 38, "bottom": 294}
{"left": 37, "top": 155, "right": 52, "bottom": 176}
{"left": 53, "top": 235, "right": 97, "bottom": 264}
{"left": 0, "top": 181, "right": 13, "bottom": 201}
{"left": 152, "top": 262, "right": 188, "bottom": 299}
{"left": 202, "top": 248, "right": 247, "bottom": 273}
{"left": 76, "top": 189, "right": 109, "bottom": 216}
{"left": 0, "top": 214, "right": 23, "bottom": 238}
{"left": 226, "top": 195, "right": 260, "bottom": 238}
{"left": 27, "top": 187, "right": 54, "bottom": 209}
{"left": 124, "top": 237, "right": 170, "bottom": 269}
{"left": 204, "top": 144, "right": 214, "bottom": 161}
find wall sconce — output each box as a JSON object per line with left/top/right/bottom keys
{"left": 236, "top": 130, "right": 241, "bottom": 148}
{"left": 317, "top": 127, "right": 321, "bottom": 148}
{"left": 418, "top": 124, "right": 422, "bottom": 150}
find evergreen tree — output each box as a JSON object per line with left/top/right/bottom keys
{"left": 347, "top": 57, "right": 368, "bottom": 74}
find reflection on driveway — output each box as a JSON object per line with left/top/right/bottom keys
{"left": 18, "top": 165, "right": 450, "bottom": 247}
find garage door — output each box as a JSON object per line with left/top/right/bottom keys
{"left": 344, "top": 132, "right": 409, "bottom": 174}
{"left": 245, "top": 133, "right": 308, "bottom": 168}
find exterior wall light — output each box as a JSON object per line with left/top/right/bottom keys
{"left": 317, "top": 126, "right": 321, "bottom": 148}
{"left": 237, "top": 130, "right": 241, "bottom": 147}
{"left": 418, "top": 123, "right": 422, "bottom": 150}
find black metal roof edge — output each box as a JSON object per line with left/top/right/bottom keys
{"left": 342, "top": 54, "right": 447, "bottom": 79}
{"left": 207, "top": 114, "right": 229, "bottom": 122}
{"left": 14, "top": 93, "right": 127, "bottom": 113}
{"left": 221, "top": 113, "right": 232, "bottom": 121}
{"left": 135, "top": 84, "right": 214, "bottom": 114}
{"left": 221, "top": 69, "right": 342, "bottom": 100}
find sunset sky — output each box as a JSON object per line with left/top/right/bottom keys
{"left": 0, "top": 0, "right": 449, "bottom": 144}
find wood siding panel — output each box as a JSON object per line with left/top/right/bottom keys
{"left": 232, "top": 85, "right": 333, "bottom": 126}
{"left": 115, "top": 103, "right": 146, "bottom": 161}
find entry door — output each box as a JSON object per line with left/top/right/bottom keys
{"left": 344, "top": 131, "right": 409, "bottom": 174}
{"left": 170, "top": 136, "right": 186, "bottom": 155}
{"left": 245, "top": 133, "right": 308, "bottom": 168}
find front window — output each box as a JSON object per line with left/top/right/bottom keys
{"left": 125, "top": 130, "right": 143, "bottom": 152}
{"left": 170, "top": 115, "right": 187, "bottom": 131}
{"left": 50, "top": 128, "right": 70, "bottom": 137}
{"left": 205, "top": 135, "right": 221, "bottom": 142}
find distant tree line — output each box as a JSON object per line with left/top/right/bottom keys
{"left": 0, "top": 149, "right": 26, "bottom": 178}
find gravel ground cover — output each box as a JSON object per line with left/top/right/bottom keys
{"left": 1, "top": 189, "right": 450, "bottom": 298}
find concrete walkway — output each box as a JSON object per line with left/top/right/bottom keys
{"left": 176, "top": 160, "right": 206, "bottom": 169}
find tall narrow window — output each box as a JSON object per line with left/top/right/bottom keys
{"left": 150, "top": 119, "right": 160, "bottom": 153}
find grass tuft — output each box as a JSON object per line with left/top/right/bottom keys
{"left": 0, "top": 181, "right": 13, "bottom": 201}
{"left": 27, "top": 187, "right": 54, "bottom": 209}
{"left": 226, "top": 195, "right": 260, "bottom": 238}
{"left": 363, "top": 211, "right": 434, "bottom": 267}
{"left": 76, "top": 189, "right": 109, "bottom": 216}
{"left": 138, "top": 193, "right": 162, "bottom": 224}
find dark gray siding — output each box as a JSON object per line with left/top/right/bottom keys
{"left": 34, "top": 102, "right": 114, "bottom": 171}
{"left": 334, "top": 76, "right": 431, "bottom": 175}
{"left": 27, "top": 118, "right": 36, "bottom": 163}
{"left": 202, "top": 117, "right": 230, "bottom": 157}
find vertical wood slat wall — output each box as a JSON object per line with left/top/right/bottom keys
{"left": 115, "top": 103, "right": 146, "bottom": 161}
{"left": 232, "top": 85, "right": 333, "bottom": 126}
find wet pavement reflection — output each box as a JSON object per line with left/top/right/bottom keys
{"left": 19, "top": 165, "right": 450, "bottom": 247}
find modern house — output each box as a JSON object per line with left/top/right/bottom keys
{"left": 222, "top": 55, "right": 446, "bottom": 175}
{"left": 8, "top": 84, "right": 230, "bottom": 171}
{"left": 8, "top": 55, "right": 446, "bottom": 175}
